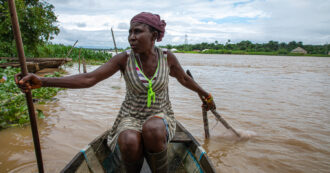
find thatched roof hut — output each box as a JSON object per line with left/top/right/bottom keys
{"left": 291, "top": 47, "right": 307, "bottom": 54}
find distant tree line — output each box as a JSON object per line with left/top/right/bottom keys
{"left": 162, "top": 40, "right": 330, "bottom": 55}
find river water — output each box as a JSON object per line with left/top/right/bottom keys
{"left": 0, "top": 54, "right": 329, "bottom": 173}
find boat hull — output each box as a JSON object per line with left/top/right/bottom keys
{"left": 61, "top": 120, "right": 216, "bottom": 173}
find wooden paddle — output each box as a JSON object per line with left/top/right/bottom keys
{"left": 8, "top": 0, "right": 44, "bottom": 172}
{"left": 210, "top": 109, "right": 241, "bottom": 137}
{"left": 186, "top": 70, "right": 241, "bottom": 138}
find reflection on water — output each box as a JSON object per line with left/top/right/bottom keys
{"left": 1, "top": 54, "right": 329, "bottom": 172}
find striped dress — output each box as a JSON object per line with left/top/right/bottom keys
{"left": 107, "top": 47, "right": 176, "bottom": 151}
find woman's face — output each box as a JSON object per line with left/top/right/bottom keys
{"left": 128, "top": 22, "right": 155, "bottom": 53}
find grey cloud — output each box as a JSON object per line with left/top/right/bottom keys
{"left": 76, "top": 22, "right": 87, "bottom": 28}
{"left": 48, "top": 0, "right": 69, "bottom": 5}
{"left": 118, "top": 23, "right": 129, "bottom": 30}
{"left": 249, "top": 0, "right": 330, "bottom": 44}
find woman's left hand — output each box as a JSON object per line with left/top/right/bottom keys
{"left": 201, "top": 93, "right": 216, "bottom": 111}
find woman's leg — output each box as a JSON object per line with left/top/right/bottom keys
{"left": 118, "top": 129, "right": 144, "bottom": 173}
{"left": 142, "top": 117, "right": 168, "bottom": 173}
{"left": 142, "top": 117, "right": 167, "bottom": 152}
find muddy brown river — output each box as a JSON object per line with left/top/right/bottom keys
{"left": 1, "top": 54, "right": 329, "bottom": 172}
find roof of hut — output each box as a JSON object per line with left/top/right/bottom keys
{"left": 291, "top": 47, "right": 307, "bottom": 54}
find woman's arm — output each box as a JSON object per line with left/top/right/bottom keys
{"left": 15, "top": 52, "right": 128, "bottom": 91}
{"left": 167, "top": 51, "right": 209, "bottom": 98}
{"left": 167, "top": 51, "right": 215, "bottom": 110}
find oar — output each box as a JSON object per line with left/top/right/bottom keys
{"left": 186, "top": 70, "right": 210, "bottom": 138}
{"left": 186, "top": 70, "right": 241, "bottom": 138}
{"left": 8, "top": 1, "right": 44, "bottom": 172}
{"left": 210, "top": 109, "right": 241, "bottom": 137}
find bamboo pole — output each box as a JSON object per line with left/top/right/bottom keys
{"left": 202, "top": 107, "right": 210, "bottom": 138}
{"left": 186, "top": 70, "right": 210, "bottom": 138}
{"left": 111, "top": 28, "right": 118, "bottom": 55}
{"left": 82, "top": 56, "right": 87, "bottom": 73}
{"left": 78, "top": 48, "right": 81, "bottom": 73}
{"left": 66, "top": 40, "right": 78, "bottom": 57}
{"left": 8, "top": 0, "right": 44, "bottom": 172}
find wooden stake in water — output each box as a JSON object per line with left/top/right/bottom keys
{"left": 8, "top": 0, "right": 44, "bottom": 172}
{"left": 202, "top": 107, "right": 210, "bottom": 138}
{"left": 82, "top": 56, "right": 87, "bottom": 73}
{"left": 78, "top": 48, "right": 81, "bottom": 73}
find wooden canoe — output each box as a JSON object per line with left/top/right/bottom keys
{"left": 0, "top": 57, "right": 72, "bottom": 73}
{"left": 61, "top": 120, "right": 216, "bottom": 173}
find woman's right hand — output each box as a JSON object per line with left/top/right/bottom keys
{"left": 15, "top": 73, "right": 42, "bottom": 93}
{"left": 201, "top": 93, "right": 216, "bottom": 111}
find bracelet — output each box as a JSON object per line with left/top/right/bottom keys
{"left": 203, "top": 93, "right": 213, "bottom": 104}
{"left": 205, "top": 93, "right": 212, "bottom": 100}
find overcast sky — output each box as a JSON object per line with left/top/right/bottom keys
{"left": 48, "top": 0, "right": 330, "bottom": 49}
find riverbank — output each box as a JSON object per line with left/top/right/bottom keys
{"left": 174, "top": 50, "right": 330, "bottom": 57}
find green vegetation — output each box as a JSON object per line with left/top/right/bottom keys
{"left": 161, "top": 40, "right": 330, "bottom": 57}
{"left": 1, "top": 43, "right": 112, "bottom": 63}
{"left": 0, "top": 66, "right": 64, "bottom": 129}
{"left": 0, "top": 0, "right": 66, "bottom": 130}
{"left": 0, "top": 0, "right": 59, "bottom": 56}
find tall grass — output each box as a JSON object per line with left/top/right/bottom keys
{"left": 33, "top": 44, "right": 113, "bottom": 62}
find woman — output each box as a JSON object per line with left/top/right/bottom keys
{"left": 15, "top": 12, "right": 215, "bottom": 173}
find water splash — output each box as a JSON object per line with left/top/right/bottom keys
{"left": 236, "top": 129, "right": 257, "bottom": 140}
{"left": 212, "top": 129, "right": 257, "bottom": 141}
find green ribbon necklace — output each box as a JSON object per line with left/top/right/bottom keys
{"left": 135, "top": 54, "right": 159, "bottom": 107}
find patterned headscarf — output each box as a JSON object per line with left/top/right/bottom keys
{"left": 131, "top": 12, "right": 166, "bottom": 42}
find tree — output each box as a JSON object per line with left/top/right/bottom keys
{"left": 226, "top": 39, "right": 231, "bottom": 45}
{"left": 265, "top": 40, "right": 279, "bottom": 52}
{"left": 288, "top": 41, "right": 297, "bottom": 51}
{"left": 0, "top": 0, "right": 59, "bottom": 56}
{"left": 165, "top": 44, "right": 172, "bottom": 49}
{"left": 237, "top": 40, "right": 252, "bottom": 51}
